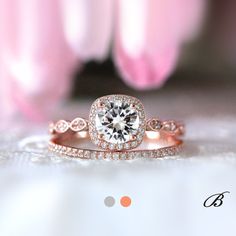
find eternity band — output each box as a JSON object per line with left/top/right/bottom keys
{"left": 48, "top": 94, "right": 185, "bottom": 160}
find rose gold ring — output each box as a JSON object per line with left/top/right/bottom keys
{"left": 48, "top": 94, "right": 184, "bottom": 160}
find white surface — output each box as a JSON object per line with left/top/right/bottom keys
{"left": 0, "top": 87, "right": 236, "bottom": 236}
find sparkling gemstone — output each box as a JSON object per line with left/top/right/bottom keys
{"left": 113, "top": 153, "right": 120, "bottom": 160}
{"left": 97, "top": 152, "right": 104, "bottom": 159}
{"left": 124, "top": 143, "right": 130, "bottom": 149}
{"left": 95, "top": 100, "right": 139, "bottom": 144}
{"left": 70, "top": 118, "right": 86, "bottom": 131}
{"left": 55, "top": 120, "right": 68, "bottom": 133}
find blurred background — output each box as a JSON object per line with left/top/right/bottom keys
{"left": 75, "top": 0, "right": 236, "bottom": 95}
{"left": 0, "top": 0, "right": 235, "bottom": 122}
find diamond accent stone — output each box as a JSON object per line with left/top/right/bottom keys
{"left": 101, "top": 142, "right": 108, "bottom": 149}
{"left": 149, "top": 119, "right": 162, "bottom": 130}
{"left": 95, "top": 99, "right": 139, "bottom": 144}
{"left": 163, "top": 121, "right": 177, "bottom": 132}
{"left": 55, "top": 120, "right": 68, "bottom": 133}
{"left": 113, "top": 153, "right": 120, "bottom": 160}
{"left": 70, "top": 118, "right": 86, "bottom": 131}
{"left": 124, "top": 143, "right": 130, "bottom": 149}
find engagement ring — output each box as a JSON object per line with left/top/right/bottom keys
{"left": 48, "top": 95, "right": 184, "bottom": 160}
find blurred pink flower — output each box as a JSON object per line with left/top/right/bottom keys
{"left": 0, "top": 0, "right": 206, "bottom": 121}
{"left": 60, "top": 0, "right": 113, "bottom": 61}
{"left": 114, "top": 0, "right": 206, "bottom": 89}
{"left": 0, "top": 0, "right": 76, "bottom": 121}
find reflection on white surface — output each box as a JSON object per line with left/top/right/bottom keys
{"left": 146, "top": 131, "right": 160, "bottom": 140}
{"left": 0, "top": 181, "right": 60, "bottom": 236}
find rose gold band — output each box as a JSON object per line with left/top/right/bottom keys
{"left": 48, "top": 118, "right": 184, "bottom": 160}
{"left": 49, "top": 117, "right": 185, "bottom": 137}
{"left": 48, "top": 130, "right": 183, "bottom": 160}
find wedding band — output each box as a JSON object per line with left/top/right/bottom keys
{"left": 48, "top": 94, "right": 184, "bottom": 160}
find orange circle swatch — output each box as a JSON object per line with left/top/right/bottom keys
{"left": 120, "top": 196, "right": 132, "bottom": 207}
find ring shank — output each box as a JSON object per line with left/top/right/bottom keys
{"left": 49, "top": 130, "right": 183, "bottom": 160}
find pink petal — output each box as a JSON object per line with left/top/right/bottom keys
{"left": 0, "top": 0, "right": 77, "bottom": 122}
{"left": 114, "top": 0, "right": 206, "bottom": 89}
{"left": 115, "top": 36, "right": 179, "bottom": 89}
{"left": 171, "top": 0, "right": 206, "bottom": 42}
{"left": 60, "top": 0, "right": 113, "bottom": 61}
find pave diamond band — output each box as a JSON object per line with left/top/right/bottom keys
{"left": 48, "top": 139, "right": 183, "bottom": 160}
{"left": 48, "top": 94, "right": 185, "bottom": 160}
{"left": 48, "top": 132, "right": 183, "bottom": 160}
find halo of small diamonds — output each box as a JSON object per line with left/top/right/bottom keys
{"left": 89, "top": 95, "right": 146, "bottom": 151}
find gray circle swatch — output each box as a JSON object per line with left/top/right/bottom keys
{"left": 104, "top": 196, "right": 115, "bottom": 207}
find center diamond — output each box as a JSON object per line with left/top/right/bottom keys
{"left": 95, "top": 100, "right": 139, "bottom": 144}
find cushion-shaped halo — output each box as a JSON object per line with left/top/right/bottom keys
{"left": 89, "top": 95, "right": 146, "bottom": 151}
